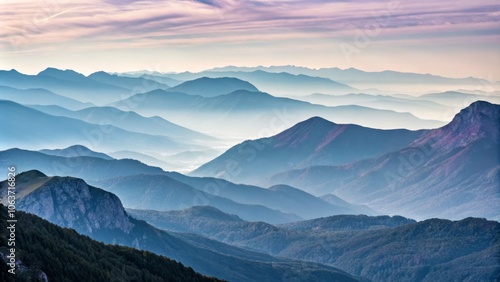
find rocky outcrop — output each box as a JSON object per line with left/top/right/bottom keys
{"left": 5, "top": 171, "right": 134, "bottom": 235}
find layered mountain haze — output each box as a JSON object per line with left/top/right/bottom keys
{"left": 297, "top": 93, "right": 452, "bottom": 121}
{"left": 114, "top": 88, "right": 443, "bottom": 140}
{"left": 0, "top": 85, "right": 94, "bottom": 110}
{"left": 149, "top": 69, "right": 357, "bottom": 96}
{"left": 265, "top": 101, "right": 500, "bottom": 220}
{"left": 1, "top": 63, "right": 498, "bottom": 281}
{"left": 165, "top": 172, "right": 374, "bottom": 218}
{"left": 39, "top": 144, "right": 114, "bottom": 160}
{"left": 0, "top": 171, "right": 363, "bottom": 282}
{"left": 0, "top": 101, "right": 186, "bottom": 154}
{"left": 92, "top": 174, "right": 302, "bottom": 224}
{"left": 88, "top": 71, "right": 171, "bottom": 90}
{"left": 0, "top": 69, "right": 129, "bottom": 104}
{"left": 169, "top": 77, "right": 259, "bottom": 97}
{"left": 205, "top": 66, "right": 500, "bottom": 93}
{"left": 0, "top": 148, "right": 166, "bottom": 181}
{"left": 0, "top": 147, "right": 368, "bottom": 223}
{"left": 192, "top": 116, "right": 426, "bottom": 183}
{"left": 28, "top": 104, "right": 216, "bottom": 144}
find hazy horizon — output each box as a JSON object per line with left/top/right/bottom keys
{"left": 1, "top": 0, "right": 499, "bottom": 81}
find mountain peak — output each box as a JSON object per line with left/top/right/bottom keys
{"left": 38, "top": 67, "right": 86, "bottom": 81}
{"left": 39, "top": 145, "right": 114, "bottom": 160}
{"left": 277, "top": 116, "right": 336, "bottom": 136}
{"left": 16, "top": 170, "right": 47, "bottom": 181}
{"left": 447, "top": 100, "right": 498, "bottom": 132}
{"left": 412, "top": 100, "right": 499, "bottom": 149}
{"left": 170, "top": 76, "right": 259, "bottom": 97}
{"left": 455, "top": 100, "right": 497, "bottom": 118}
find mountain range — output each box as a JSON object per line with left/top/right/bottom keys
{"left": 0, "top": 68, "right": 173, "bottom": 104}
{"left": 191, "top": 116, "right": 426, "bottom": 183}
{"left": 128, "top": 205, "right": 500, "bottom": 282}
{"left": 27, "top": 104, "right": 215, "bottom": 144}
{"left": 1, "top": 65, "right": 498, "bottom": 281}
{"left": 263, "top": 101, "right": 500, "bottom": 220}
{"left": 204, "top": 65, "right": 500, "bottom": 93}
{"left": 0, "top": 171, "right": 363, "bottom": 282}
{"left": 0, "top": 85, "right": 94, "bottom": 110}
{"left": 127, "top": 69, "right": 357, "bottom": 96}
{"left": 168, "top": 77, "right": 259, "bottom": 97}
{"left": 0, "top": 147, "right": 370, "bottom": 223}
{"left": 0, "top": 100, "right": 186, "bottom": 154}
{"left": 113, "top": 88, "right": 443, "bottom": 140}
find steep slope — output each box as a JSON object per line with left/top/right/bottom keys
{"left": 129, "top": 206, "right": 499, "bottom": 282}
{"left": 0, "top": 205, "right": 222, "bottom": 282}
{"left": 40, "top": 145, "right": 114, "bottom": 160}
{"left": 0, "top": 171, "right": 361, "bottom": 282}
{"left": 192, "top": 116, "right": 425, "bottom": 183}
{"left": 266, "top": 101, "right": 500, "bottom": 220}
{"left": 0, "top": 101, "right": 183, "bottom": 153}
{"left": 0, "top": 85, "right": 94, "bottom": 110}
{"left": 169, "top": 77, "right": 259, "bottom": 97}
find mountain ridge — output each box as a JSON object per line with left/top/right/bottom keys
{"left": 191, "top": 116, "right": 426, "bottom": 183}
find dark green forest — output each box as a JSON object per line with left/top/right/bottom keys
{"left": 0, "top": 204, "right": 223, "bottom": 282}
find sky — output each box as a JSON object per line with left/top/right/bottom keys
{"left": 0, "top": 0, "right": 499, "bottom": 80}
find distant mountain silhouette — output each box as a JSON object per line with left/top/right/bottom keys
{"left": 191, "top": 116, "right": 425, "bottom": 183}
{"left": 169, "top": 77, "right": 259, "bottom": 97}
{"left": 167, "top": 172, "right": 374, "bottom": 218}
{"left": 0, "top": 101, "right": 183, "bottom": 153}
{"left": 204, "top": 65, "right": 500, "bottom": 93}
{"left": 39, "top": 145, "right": 114, "bottom": 160}
{"left": 88, "top": 71, "right": 171, "bottom": 90}
{"left": 0, "top": 148, "right": 165, "bottom": 181}
{"left": 160, "top": 69, "right": 357, "bottom": 96}
{"left": 0, "top": 68, "right": 132, "bottom": 104}
{"left": 298, "top": 93, "right": 451, "bottom": 120}
{"left": 114, "top": 88, "right": 443, "bottom": 139}
{"left": 419, "top": 91, "right": 500, "bottom": 107}
{"left": 29, "top": 104, "right": 215, "bottom": 144}
{"left": 0, "top": 85, "right": 94, "bottom": 110}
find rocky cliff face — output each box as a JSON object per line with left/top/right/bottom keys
{"left": 411, "top": 100, "right": 499, "bottom": 151}
{"left": 2, "top": 171, "right": 133, "bottom": 235}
